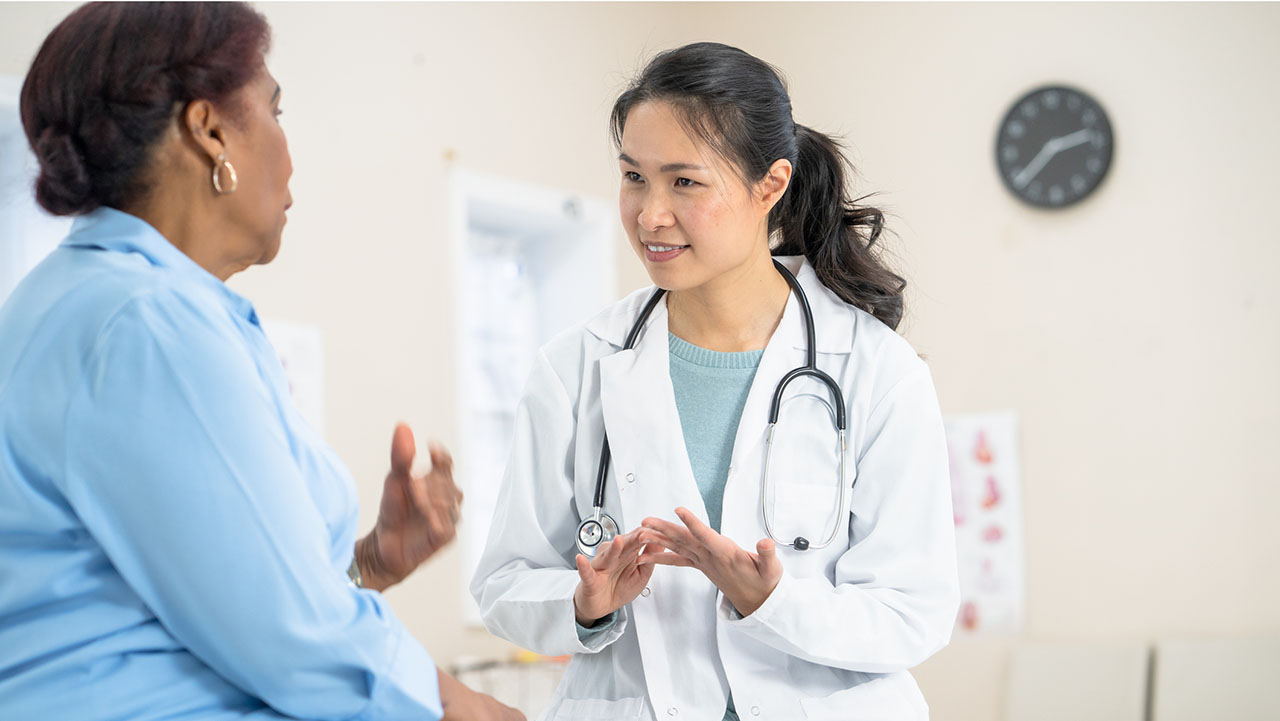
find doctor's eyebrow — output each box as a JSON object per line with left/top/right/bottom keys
{"left": 618, "top": 153, "right": 706, "bottom": 174}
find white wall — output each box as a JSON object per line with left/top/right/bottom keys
{"left": 3, "top": 4, "right": 1277, "bottom": 720}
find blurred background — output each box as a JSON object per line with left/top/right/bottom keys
{"left": 2, "top": 3, "right": 1278, "bottom": 720}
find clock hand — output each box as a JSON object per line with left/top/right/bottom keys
{"left": 1013, "top": 139, "right": 1060, "bottom": 189}
{"left": 1012, "top": 128, "right": 1097, "bottom": 189}
{"left": 1054, "top": 128, "right": 1095, "bottom": 152}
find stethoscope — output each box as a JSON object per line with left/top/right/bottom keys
{"left": 576, "top": 259, "right": 850, "bottom": 557}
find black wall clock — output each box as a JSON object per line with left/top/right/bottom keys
{"left": 995, "top": 85, "right": 1113, "bottom": 209}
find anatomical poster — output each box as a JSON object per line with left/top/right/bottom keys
{"left": 944, "top": 411, "right": 1025, "bottom": 634}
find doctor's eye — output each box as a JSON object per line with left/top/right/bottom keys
{"left": 674, "top": 177, "right": 698, "bottom": 188}
{"left": 623, "top": 171, "right": 644, "bottom": 184}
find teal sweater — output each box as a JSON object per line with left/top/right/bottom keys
{"left": 668, "top": 333, "right": 762, "bottom": 721}
{"left": 667, "top": 333, "right": 763, "bottom": 532}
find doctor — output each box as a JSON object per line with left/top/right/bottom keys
{"left": 471, "top": 42, "right": 959, "bottom": 720}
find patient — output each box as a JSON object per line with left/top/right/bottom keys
{"left": 0, "top": 3, "right": 520, "bottom": 720}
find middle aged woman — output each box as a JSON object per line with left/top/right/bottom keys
{"left": 0, "top": 3, "right": 520, "bottom": 720}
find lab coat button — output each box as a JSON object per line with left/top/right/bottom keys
{"left": 625, "top": 472, "right": 636, "bottom": 483}
{"left": 641, "top": 586, "right": 651, "bottom": 597}
{"left": 751, "top": 707, "right": 761, "bottom": 716}
{"left": 667, "top": 708, "right": 678, "bottom": 716}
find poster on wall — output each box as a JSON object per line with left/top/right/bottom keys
{"left": 944, "top": 411, "right": 1025, "bottom": 635}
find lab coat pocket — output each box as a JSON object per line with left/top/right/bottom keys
{"left": 551, "top": 695, "right": 646, "bottom": 720}
{"left": 798, "top": 672, "right": 927, "bottom": 721}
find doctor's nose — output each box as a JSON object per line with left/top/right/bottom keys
{"left": 637, "top": 196, "right": 675, "bottom": 232}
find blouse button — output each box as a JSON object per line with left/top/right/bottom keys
{"left": 751, "top": 707, "right": 761, "bottom": 716}
{"left": 667, "top": 708, "right": 678, "bottom": 717}
{"left": 625, "top": 472, "right": 636, "bottom": 483}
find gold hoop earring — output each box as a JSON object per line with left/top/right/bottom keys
{"left": 212, "top": 153, "right": 238, "bottom": 195}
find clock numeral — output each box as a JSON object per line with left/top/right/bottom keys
{"left": 1048, "top": 185, "right": 1066, "bottom": 204}
{"left": 1082, "top": 109, "right": 1098, "bottom": 126}
{"left": 1067, "top": 94, "right": 1082, "bottom": 111}
{"left": 1021, "top": 102, "right": 1038, "bottom": 119}
{"left": 1087, "top": 157, "right": 1103, "bottom": 174}
{"left": 1002, "top": 145, "right": 1019, "bottom": 163}
{"left": 1007, "top": 121, "right": 1026, "bottom": 139}
{"left": 1071, "top": 175, "right": 1087, "bottom": 193}
{"left": 1043, "top": 91, "right": 1060, "bottom": 110}
{"left": 1091, "top": 132, "right": 1107, "bottom": 149}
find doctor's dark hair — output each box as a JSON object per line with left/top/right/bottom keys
{"left": 610, "top": 42, "right": 906, "bottom": 330}
{"left": 20, "top": 1, "right": 270, "bottom": 216}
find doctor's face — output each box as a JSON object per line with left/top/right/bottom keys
{"left": 617, "top": 101, "right": 773, "bottom": 292}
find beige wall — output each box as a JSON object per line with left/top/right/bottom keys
{"left": 3, "top": 3, "right": 1277, "bottom": 720}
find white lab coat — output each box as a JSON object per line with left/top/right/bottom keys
{"left": 470, "top": 256, "right": 960, "bottom": 721}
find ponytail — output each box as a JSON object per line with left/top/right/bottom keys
{"left": 771, "top": 125, "right": 906, "bottom": 330}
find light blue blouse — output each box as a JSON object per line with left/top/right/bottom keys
{"left": 0, "top": 208, "right": 441, "bottom": 720}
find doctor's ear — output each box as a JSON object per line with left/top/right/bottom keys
{"left": 182, "top": 99, "right": 229, "bottom": 164}
{"left": 755, "top": 158, "right": 793, "bottom": 213}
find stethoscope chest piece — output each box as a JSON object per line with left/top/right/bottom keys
{"left": 576, "top": 512, "right": 619, "bottom": 558}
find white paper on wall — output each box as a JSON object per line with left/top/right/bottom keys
{"left": 260, "top": 319, "right": 326, "bottom": 437}
{"left": 944, "top": 411, "right": 1025, "bottom": 634}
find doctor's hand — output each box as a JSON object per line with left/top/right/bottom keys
{"left": 638, "top": 508, "right": 783, "bottom": 617}
{"left": 573, "top": 529, "right": 655, "bottom": 627}
{"left": 355, "top": 423, "right": 464, "bottom": 592}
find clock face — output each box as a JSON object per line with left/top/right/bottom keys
{"left": 995, "top": 85, "right": 1113, "bottom": 209}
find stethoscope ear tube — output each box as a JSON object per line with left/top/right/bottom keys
{"left": 769, "top": 258, "right": 846, "bottom": 429}
{"left": 768, "top": 367, "right": 846, "bottom": 430}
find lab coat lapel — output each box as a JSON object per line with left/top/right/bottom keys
{"left": 597, "top": 298, "right": 707, "bottom": 530}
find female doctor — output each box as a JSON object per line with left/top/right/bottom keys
{"left": 471, "top": 43, "right": 960, "bottom": 720}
